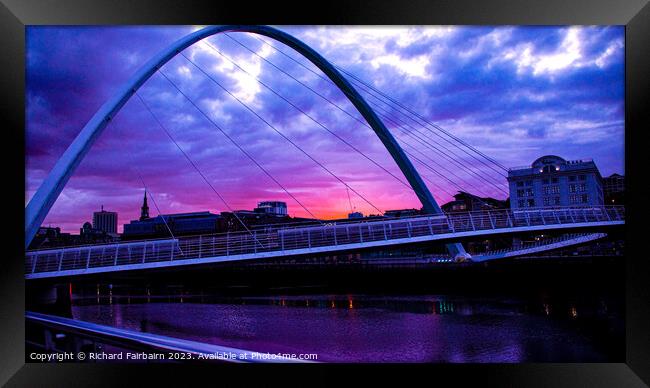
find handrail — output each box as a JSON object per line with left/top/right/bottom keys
{"left": 26, "top": 311, "right": 312, "bottom": 363}
{"left": 25, "top": 206, "right": 625, "bottom": 276}
{"left": 27, "top": 205, "right": 624, "bottom": 253}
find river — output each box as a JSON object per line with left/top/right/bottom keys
{"left": 72, "top": 292, "right": 623, "bottom": 362}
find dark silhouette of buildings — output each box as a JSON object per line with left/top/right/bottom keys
{"left": 384, "top": 208, "right": 422, "bottom": 218}
{"left": 603, "top": 173, "right": 625, "bottom": 205}
{"left": 123, "top": 211, "right": 221, "bottom": 240}
{"left": 441, "top": 191, "right": 508, "bottom": 213}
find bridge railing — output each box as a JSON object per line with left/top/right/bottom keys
{"left": 26, "top": 311, "right": 311, "bottom": 363}
{"left": 25, "top": 206, "right": 624, "bottom": 276}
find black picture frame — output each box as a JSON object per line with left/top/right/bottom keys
{"left": 1, "top": 0, "right": 648, "bottom": 386}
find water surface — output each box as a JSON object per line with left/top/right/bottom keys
{"left": 72, "top": 293, "right": 622, "bottom": 362}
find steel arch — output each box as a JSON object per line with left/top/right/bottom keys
{"left": 25, "top": 25, "right": 466, "bottom": 256}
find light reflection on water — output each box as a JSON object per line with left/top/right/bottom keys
{"left": 72, "top": 294, "right": 620, "bottom": 362}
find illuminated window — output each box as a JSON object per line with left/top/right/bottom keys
{"left": 543, "top": 197, "right": 551, "bottom": 206}
{"left": 569, "top": 184, "right": 577, "bottom": 193}
{"left": 551, "top": 185, "right": 560, "bottom": 194}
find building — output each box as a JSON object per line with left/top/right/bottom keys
{"left": 122, "top": 191, "right": 222, "bottom": 239}
{"left": 603, "top": 173, "right": 625, "bottom": 204}
{"left": 80, "top": 221, "right": 115, "bottom": 244}
{"left": 507, "top": 155, "right": 604, "bottom": 210}
{"left": 253, "top": 201, "right": 288, "bottom": 216}
{"left": 384, "top": 208, "right": 421, "bottom": 218}
{"left": 123, "top": 211, "right": 221, "bottom": 240}
{"left": 140, "top": 190, "right": 150, "bottom": 221}
{"left": 441, "top": 191, "right": 508, "bottom": 213}
{"left": 348, "top": 212, "right": 364, "bottom": 219}
{"left": 28, "top": 227, "right": 72, "bottom": 249}
{"left": 92, "top": 206, "right": 118, "bottom": 234}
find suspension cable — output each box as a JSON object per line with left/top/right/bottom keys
{"left": 134, "top": 91, "right": 267, "bottom": 248}
{"left": 337, "top": 66, "right": 509, "bottom": 172}
{"left": 359, "top": 92, "right": 509, "bottom": 194}
{"left": 238, "top": 33, "right": 508, "bottom": 175}
{"left": 215, "top": 37, "right": 507, "bottom": 195}
{"left": 199, "top": 41, "right": 440, "bottom": 197}
{"left": 108, "top": 120, "right": 185, "bottom": 256}
{"left": 177, "top": 50, "right": 386, "bottom": 216}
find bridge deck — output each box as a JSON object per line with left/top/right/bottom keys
{"left": 25, "top": 206, "right": 624, "bottom": 279}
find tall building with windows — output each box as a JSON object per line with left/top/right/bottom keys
{"left": 507, "top": 155, "right": 604, "bottom": 210}
{"left": 92, "top": 206, "right": 118, "bottom": 234}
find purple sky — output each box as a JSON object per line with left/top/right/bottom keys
{"left": 26, "top": 26, "right": 625, "bottom": 233}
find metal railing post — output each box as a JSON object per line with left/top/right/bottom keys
{"left": 198, "top": 236, "right": 203, "bottom": 258}
{"left": 226, "top": 232, "right": 229, "bottom": 256}
{"left": 383, "top": 223, "right": 388, "bottom": 240}
{"left": 253, "top": 232, "right": 257, "bottom": 254}
{"left": 506, "top": 211, "right": 513, "bottom": 228}
{"left": 407, "top": 221, "right": 412, "bottom": 238}
{"left": 280, "top": 232, "right": 284, "bottom": 251}
{"left": 170, "top": 242, "right": 175, "bottom": 261}
{"left": 31, "top": 254, "right": 37, "bottom": 274}
{"left": 86, "top": 249, "right": 91, "bottom": 269}
{"left": 114, "top": 246, "right": 119, "bottom": 266}
{"left": 142, "top": 244, "right": 147, "bottom": 264}
{"left": 605, "top": 207, "right": 612, "bottom": 221}
{"left": 488, "top": 211, "right": 495, "bottom": 229}
{"left": 308, "top": 229, "right": 312, "bottom": 248}
{"left": 469, "top": 214, "right": 476, "bottom": 231}
{"left": 333, "top": 227, "right": 338, "bottom": 245}
{"left": 428, "top": 218, "right": 433, "bottom": 235}
{"left": 359, "top": 224, "right": 363, "bottom": 243}
{"left": 58, "top": 251, "right": 64, "bottom": 271}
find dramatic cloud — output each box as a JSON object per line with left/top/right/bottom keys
{"left": 26, "top": 25, "right": 624, "bottom": 232}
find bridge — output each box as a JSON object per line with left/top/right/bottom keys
{"left": 26, "top": 25, "right": 625, "bottom": 281}
{"left": 26, "top": 206, "right": 624, "bottom": 279}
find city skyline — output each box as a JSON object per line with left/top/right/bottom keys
{"left": 26, "top": 26, "right": 624, "bottom": 233}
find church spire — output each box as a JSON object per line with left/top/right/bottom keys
{"left": 140, "top": 190, "right": 150, "bottom": 221}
